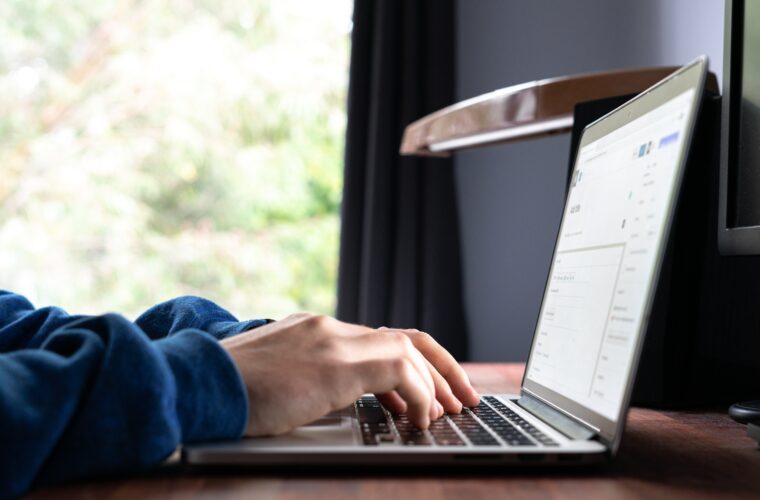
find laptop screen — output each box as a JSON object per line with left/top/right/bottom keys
{"left": 524, "top": 85, "right": 699, "bottom": 423}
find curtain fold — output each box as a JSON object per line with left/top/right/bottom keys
{"left": 337, "top": 0, "right": 468, "bottom": 359}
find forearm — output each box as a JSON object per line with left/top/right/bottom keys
{"left": 0, "top": 300, "right": 249, "bottom": 498}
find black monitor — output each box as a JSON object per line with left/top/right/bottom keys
{"left": 720, "top": 0, "right": 760, "bottom": 254}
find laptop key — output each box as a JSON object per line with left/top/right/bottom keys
{"left": 449, "top": 411, "right": 499, "bottom": 446}
{"left": 356, "top": 398, "right": 392, "bottom": 445}
{"left": 470, "top": 402, "right": 536, "bottom": 446}
{"left": 357, "top": 396, "right": 543, "bottom": 448}
{"left": 398, "top": 430, "right": 433, "bottom": 446}
{"left": 376, "top": 433, "right": 396, "bottom": 444}
{"left": 356, "top": 401, "right": 387, "bottom": 425}
{"left": 428, "top": 419, "right": 465, "bottom": 446}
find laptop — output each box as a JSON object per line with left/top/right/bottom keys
{"left": 184, "top": 56, "right": 708, "bottom": 467}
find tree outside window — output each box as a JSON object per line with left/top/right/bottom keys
{"left": 0, "top": 0, "right": 352, "bottom": 319}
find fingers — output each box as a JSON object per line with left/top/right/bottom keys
{"left": 357, "top": 358, "right": 433, "bottom": 429}
{"left": 376, "top": 391, "right": 407, "bottom": 414}
{"left": 305, "top": 317, "right": 444, "bottom": 421}
{"left": 404, "top": 341, "right": 440, "bottom": 421}
{"left": 374, "top": 390, "right": 439, "bottom": 425}
{"left": 377, "top": 391, "right": 441, "bottom": 417}
{"left": 424, "top": 358, "right": 462, "bottom": 414}
{"left": 281, "top": 316, "right": 445, "bottom": 423}
{"left": 381, "top": 327, "right": 481, "bottom": 408}
{"left": 283, "top": 316, "right": 470, "bottom": 426}
{"left": 349, "top": 331, "right": 439, "bottom": 419}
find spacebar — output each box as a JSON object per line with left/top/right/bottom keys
{"left": 398, "top": 432, "right": 433, "bottom": 445}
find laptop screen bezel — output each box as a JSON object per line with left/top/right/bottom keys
{"left": 520, "top": 57, "right": 708, "bottom": 453}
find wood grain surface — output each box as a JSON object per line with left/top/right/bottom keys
{"left": 25, "top": 363, "right": 760, "bottom": 499}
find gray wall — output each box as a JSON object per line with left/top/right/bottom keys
{"left": 455, "top": 0, "right": 725, "bottom": 361}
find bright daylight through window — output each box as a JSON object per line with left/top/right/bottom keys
{"left": 0, "top": 0, "right": 352, "bottom": 318}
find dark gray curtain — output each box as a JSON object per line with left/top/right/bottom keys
{"left": 336, "top": 0, "right": 468, "bottom": 359}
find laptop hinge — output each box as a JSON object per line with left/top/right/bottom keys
{"left": 517, "top": 393, "right": 597, "bottom": 441}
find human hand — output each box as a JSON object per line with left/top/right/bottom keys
{"left": 220, "top": 313, "right": 480, "bottom": 436}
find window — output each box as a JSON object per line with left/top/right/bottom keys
{"left": 0, "top": 0, "right": 352, "bottom": 318}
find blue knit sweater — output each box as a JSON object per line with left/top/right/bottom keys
{"left": 0, "top": 290, "right": 268, "bottom": 498}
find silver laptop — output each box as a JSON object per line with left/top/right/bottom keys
{"left": 184, "top": 56, "right": 708, "bottom": 467}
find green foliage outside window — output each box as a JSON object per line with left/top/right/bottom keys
{"left": 0, "top": 0, "right": 352, "bottom": 319}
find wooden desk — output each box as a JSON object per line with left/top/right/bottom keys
{"left": 26, "top": 363, "right": 760, "bottom": 499}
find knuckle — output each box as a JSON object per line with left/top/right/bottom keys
{"left": 391, "top": 359, "right": 430, "bottom": 403}
{"left": 400, "top": 335, "right": 416, "bottom": 356}
{"left": 407, "top": 329, "right": 431, "bottom": 344}
{"left": 388, "top": 331, "right": 414, "bottom": 351}
{"left": 386, "top": 330, "right": 405, "bottom": 342}
{"left": 396, "top": 359, "right": 418, "bottom": 384}
{"left": 304, "top": 314, "right": 331, "bottom": 330}
{"left": 418, "top": 330, "right": 434, "bottom": 343}
{"left": 390, "top": 356, "right": 410, "bottom": 375}
{"left": 417, "top": 329, "right": 437, "bottom": 345}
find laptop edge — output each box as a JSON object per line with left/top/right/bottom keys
{"left": 183, "top": 56, "right": 708, "bottom": 467}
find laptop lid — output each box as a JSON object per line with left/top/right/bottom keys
{"left": 520, "top": 57, "right": 708, "bottom": 453}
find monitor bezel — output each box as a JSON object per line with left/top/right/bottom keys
{"left": 520, "top": 58, "right": 708, "bottom": 454}
{"left": 718, "top": 0, "right": 760, "bottom": 254}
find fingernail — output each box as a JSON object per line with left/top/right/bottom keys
{"left": 436, "top": 401, "right": 444, "bottom": 417}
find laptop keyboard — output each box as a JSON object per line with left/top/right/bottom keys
{"left": 355, "top": 395, "right": 558, "bottom": 447}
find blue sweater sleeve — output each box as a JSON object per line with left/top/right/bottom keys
{"left": 0, "top": 291, "right": 264, "bottom": 498}
{"left": 135, "top": 295, "right": 272, "bottom": 340}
